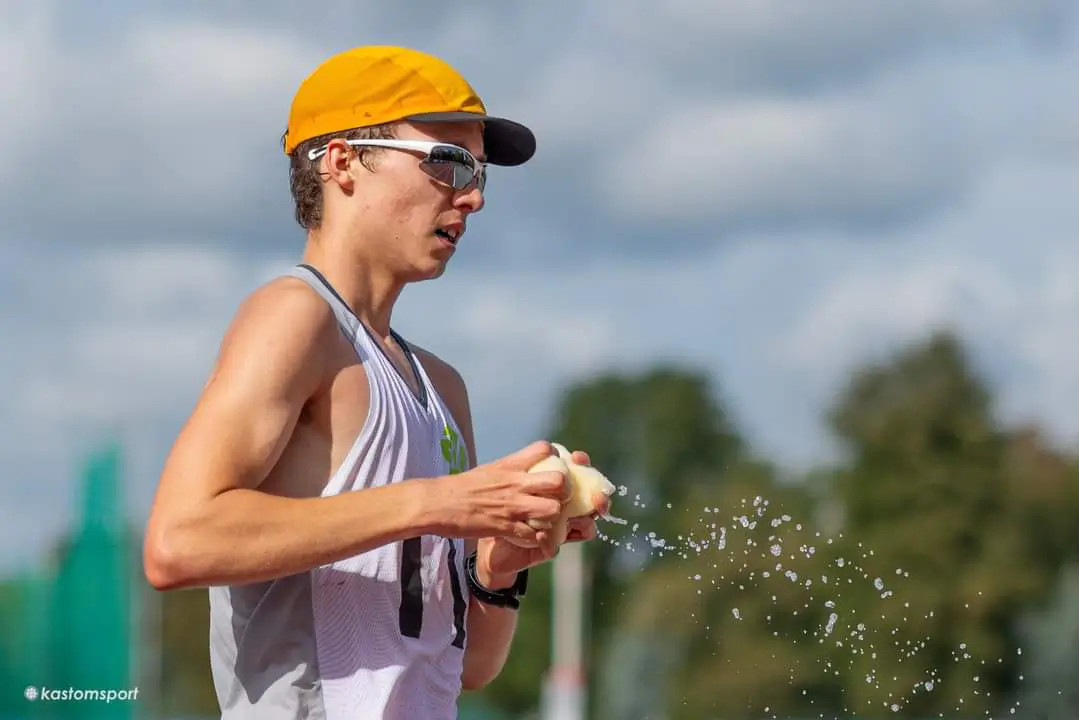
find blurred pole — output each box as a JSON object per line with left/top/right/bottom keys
{"left": 542, "top": 541, "right": 586, "bottom": 720}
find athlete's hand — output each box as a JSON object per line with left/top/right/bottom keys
{"left": 474, "top": 450, "right": 607, "bottom": 589}
{"left": 426, "top": 441, "right": 569, "bottom": 546}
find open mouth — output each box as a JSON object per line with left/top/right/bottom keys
{"left": 435, "top": 227, "right": 462, "bottom": 246}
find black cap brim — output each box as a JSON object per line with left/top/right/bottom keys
{"left": 406, "top": 111, "right": 536, "bottom": 166}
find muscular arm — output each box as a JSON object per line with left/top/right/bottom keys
{"left": 143, "top": 280, "right": 442, "bottom": 590}
{"left": 417, "top": 349, "right": 521, "bottom": 691}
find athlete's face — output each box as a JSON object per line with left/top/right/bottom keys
{"left": 352, "top": 121, "right": 487, "bottom": 281}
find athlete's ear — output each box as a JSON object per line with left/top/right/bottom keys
{"left": 322, "top": 139, "right": 355, "bottom": 191}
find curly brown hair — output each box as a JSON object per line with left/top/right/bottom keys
{"left": 284, "top": 123, "right": 398, "bottom": 230}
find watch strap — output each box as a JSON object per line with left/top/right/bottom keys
{"left": 465, "top": 551, "right": 528, "bottom": 610}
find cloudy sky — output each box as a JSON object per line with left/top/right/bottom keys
{"left": 2, "top": 0, "right": 1078, "bottom": 574}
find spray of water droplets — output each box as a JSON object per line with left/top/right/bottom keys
{"left": 595, "top": 490, "right": 1025, "bottom": 718}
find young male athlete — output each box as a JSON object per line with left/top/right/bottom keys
{"left": 143, "top": 45, "right": 608, "bottom": 719}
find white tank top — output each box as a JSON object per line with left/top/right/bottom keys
{"left": 292, "top": 263, "right": 472, "bottom": 718}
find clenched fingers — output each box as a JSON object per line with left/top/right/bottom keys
{"left": 564, "top": 515, "right": 598, "bottom": 543}
{"left": 520, "top": 494, "right": 562, "bottom": 524}
{"left": 507, "top": 521, "right": 543, "bottom": 548}
{"left": 524, "top": 469, "right": 570, "bottom": 500}
{"left": 592, "top": 489, "right": 611, "bottom": 518}
{"left": 495, "top": 440, "right": 556, "bottom": 471}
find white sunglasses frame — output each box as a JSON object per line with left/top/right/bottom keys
{"left": 306, "top": 138, "right": 486, "bottom": 191}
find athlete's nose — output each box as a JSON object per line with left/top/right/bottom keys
{"left": 454, "top": 184, "right": 484, "bottom": 214}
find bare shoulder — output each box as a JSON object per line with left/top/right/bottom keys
{"left": 219, "top": 275, "right": 337, "bottom": 362}
{"left": 174, "top": 274, "right": 341, "bottom": 463}
{"left": 151, "top": 274, "right": 341, "bottom": 520}
{"left": 231, "top": 274, "right": 336, "bottom": 330}
{"left": 206, "top": 276, "right": 338, "bottom": 393}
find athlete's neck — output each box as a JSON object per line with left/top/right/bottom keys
{"left": 300, "top": 235, "right": 404, "bottom": 338}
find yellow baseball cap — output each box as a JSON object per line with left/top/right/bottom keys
{"left": 282, "top": 45, "right": 536, "bottom": 166}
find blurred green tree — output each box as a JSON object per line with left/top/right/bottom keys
{"left": 157, "top": 587, "right": 218, "bottom": 717}
{"left": 621, "top": 458, "right": 838, "bottom": 719}
{"left": 484, "top": 330, "right": 1079, "bottom": 720}
{"left": 478, "top": 367, "right": 744, "bottom": 717}
{"left": 818, "top": 330, "right": 1079, "bottom": 717}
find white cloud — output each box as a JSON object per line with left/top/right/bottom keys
{"left": 779, "top": 258, "right": 1002, "bottom": 372}
{"left": 469, "top": 1, "right": 1077, "bottom": 243}
{"left": 777, "top": 159, "right": 1079, "bottom": 453}
{"left": 0, "top": 243, "right": 290, "bottom": 570}
{"left": 599, "top": 26, "right": 1079, "bottom": 229}
{"left": 5, "top": 0, "right": 1072, "bottom": 259}
{"left": 0, "top": 9, "right": 319, "bottom": 239}
{"left": 597, "top": 0, "right": 1068, "bottom": 87}
{"left": 602, "top": 94, "right": 959, "bottom": 227}
{"left": 0, "top": 3, "right": 52, "bottom": 185}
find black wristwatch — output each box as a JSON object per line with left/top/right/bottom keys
{"left": 465, "top": 551, "right": 528, "bottom": 610}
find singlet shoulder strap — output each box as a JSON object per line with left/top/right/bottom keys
{"left": 287, "top": 263, "right": 430, "bottom": 409}
{"left": 287, "top": 264, "right": 361, "bottom": 345}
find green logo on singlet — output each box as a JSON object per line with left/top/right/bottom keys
{"left": 440, "top": 423, "right": 468, "bottom": 475}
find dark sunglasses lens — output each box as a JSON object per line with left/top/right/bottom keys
{"left": 429, "top": 145, "right": 474, "bottom": 168}
{"left": 421, "top": 147, "right": 484, "bottom": 191}
{"left": 420, "top": 161, "right": 460, "bottom": 188}
{"left": 454, "top": 164, "right": 485, "bottom": 192}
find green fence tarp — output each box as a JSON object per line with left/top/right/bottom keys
{"left": 1, "top": 441, "right": 137, "bottom": 719}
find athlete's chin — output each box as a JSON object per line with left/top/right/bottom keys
{"left": 407, "top": 257, "right": 452, "bottom": 282}
{"left": 421, "top": 265, "right": 449, "bottom": 281}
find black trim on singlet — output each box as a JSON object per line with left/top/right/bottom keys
{"left": 296, "top": 263, "right": 429, "bottom": 410}
{"left": 398, "top": 537, "right": 424, "bottom": 639}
